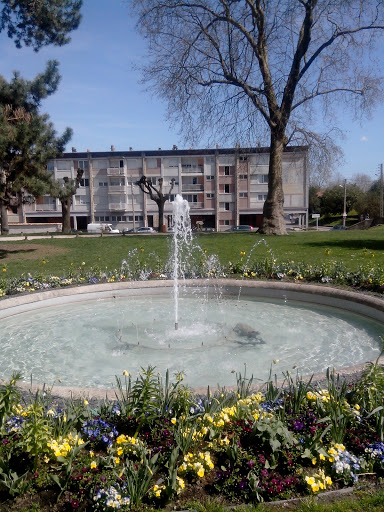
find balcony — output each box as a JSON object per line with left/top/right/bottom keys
{"left": 108, "top": 185, "right": 127, "bottom": 194}
{"left": 181, "top": 184, "right": 204, "bottom": 192}
{"left": 24, "top": 203, "right": 57, "bottom": 212}
{"left": 107, "top": 168, "right": 125, "bottom": 176}
{"left": 189, "top": 202, "right": 203, "bottom": 209}
{"left": 181, "top": 165, "right": 204, "bottom": 174}
{"left": 109, "top": 202, "right": 127, "bottom": 211}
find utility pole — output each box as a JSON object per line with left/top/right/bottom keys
{"left": 380, "top": 164, "right": 383, "bottom": 219}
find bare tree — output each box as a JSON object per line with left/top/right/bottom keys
{"left": 129, "top": 0, "right": 384, "bottom": 234}
{"left": 351, "top": 172, "right": 373, "bottom": 192}
{"left": 136, "top": 176, "right": 175, "bottom": 230}
{"left": 50, "top": 169, "right": 83, "bottom": 233}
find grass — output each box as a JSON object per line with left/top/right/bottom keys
{"left": 184, "top": 485, "right": 384, "bottom": 511}
{"left": 0, "top": 226, "right": 383, "bottom": 279}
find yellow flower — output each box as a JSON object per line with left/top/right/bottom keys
{"left": 320, "top": 454, "right": 325, "bottom": 460}
{"left": 90, "top": 461, "right": 97, "bottom": 469}
{"left": 122, "top": 370, "right": 129, "bottom": 376}
{"left": 2, "top": 267, "right": 6, "bottom": 272}
{"left": 312, "top": 458, "right": 317, "bottom": 465}
{"left": 114, "top": 457, "right": 120, "bottom": 464}
{"left": 171, "top": 417, "right": 176, "bottom": 425}
{"left": 83, "top": 399, "right": 89, "bottom": 406}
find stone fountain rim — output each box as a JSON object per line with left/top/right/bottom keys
{"left": 0, "top": 279, "right": 383, "bottom": 400}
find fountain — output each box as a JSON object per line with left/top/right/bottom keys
{"left": 0, "top": 195, "right": 383, "bottom": 391}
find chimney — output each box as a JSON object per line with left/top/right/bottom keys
{"left": 87, "top": 149, "right": 90, "bottom": 152}
{"left": 172, "top": 144, "right": 178, "bottom": 150}
{"left": 111, "top": 145, "right": 115, "bottom": 151}
{"left": 71, "top": 147, "right": 77, "bottom": 152}
{"left": 129, "top": 147, "right": 133, "bottom": 151}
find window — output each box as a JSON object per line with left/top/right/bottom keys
{"left": 207, "top": 193, "right": 214, "bottom": 199}
{"left": 224, "top": 166, "right": 230, "bottom": 175}
{"left": 192, "top": 177, "right": 198, "bottom": 185}
{"left": 258, "top": 174, "right": 269, "bottom": 184}
{"left": 258, "top": 194, "right": 268, "bottom": 201}
{"left": 57, "top": 160, "right": 71, "bottom": 170}
{"left": 111, "top": 216, "right": 122, "bottom": 221}
{"left": 183, "top": 194, "right": 198, "bottom": 203}
{"left": 148, "top": 177, "right": 157, "bottom": 185}
{"left": 224, "top": 184, "right": 230, "bottom": 193}
{"left": 78, "top": 160, "right": 89, "bottom": 171}
{"left": 206, "top": 175, "right": 214, "bottom": 180}
{"left": 239, "top": 174, "right": 247, "bottom": 180}
{"left": 224, "top": 220, "right": 230, "bottom": 226}
{"left": 239, "top": 192, "right": 248, "bottom": 198}
{"left": 75, "top": 195, "right": 89, "bottom": 205}
{"left": 170, "top": 194, "right": 175, "bottom": 202}
{"left": 98, "top": 181, "right": 108, "bottom": 187}
{"left": 239, "top": 156, "right": 248, "bottom": 161}
{"left": 47, "top": 161, "right": 54, "bottom": 171}
{"left": 79, "top": 178, "right": 89, "bottom": 187}
{"left": 225, "top": 202, "right": 230, "bottom": 211}
{"left": 147, "top": 158, "right": 157, "bottom": 169}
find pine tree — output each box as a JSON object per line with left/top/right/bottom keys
{"left": 0, "top": 61, "right": 72, "bottom": 234}
{"left": 0, "top": 0, "right": 82, "bottom": 51}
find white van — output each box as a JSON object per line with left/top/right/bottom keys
{"left": 87, "top": 223, "right": 120, "bottom": 234}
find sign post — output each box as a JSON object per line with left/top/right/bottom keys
{"left": 312, "top": 213, "right": 320, "bottom": 230}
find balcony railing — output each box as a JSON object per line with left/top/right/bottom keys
{"left": 107, "top": 168, "right": 125, "bottom": 176}
{"left": 181, "top": 166, "right": 204, "bottom": 174}
{"left": 109, "top": 203, "right": 127, "bottom": 211}
{"left": 33, "top": 204, "right": 57, "bottom": 212}
{"left": 189, "top": 202, "right": 203, "bottom": 209}
{"left": 108, "top": 185, "right": 127, "bottom": 193}
{"left": 181, "top": 184, "right": 204, "bottom": 191}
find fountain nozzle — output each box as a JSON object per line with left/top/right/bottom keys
{"left": 175, "top": 322, "right": 178, "bottom": 331}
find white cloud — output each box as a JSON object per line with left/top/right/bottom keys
{"left": 360, "top": 136, "right": 368, "bottom": 142}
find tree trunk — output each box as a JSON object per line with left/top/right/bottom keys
{"left": 157, "top": 199, "right": 165, "bottom": 231}
{"left": 0, "top": 201, "right": 9, "bottom": 235}
{"left": 61, "top": 198, "right": 72, "bottom": 233}
{"left": 259, "top": 131, "right": 287, "bottom": 235}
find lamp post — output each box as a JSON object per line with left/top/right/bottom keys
{"left": 342, "top": 179, "right": 347, "bottom": 228}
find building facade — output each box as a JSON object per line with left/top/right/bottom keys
{"left": 12, "top": 146, "right": 309, "bottom": 232}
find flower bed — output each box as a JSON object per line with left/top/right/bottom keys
{"left": 0, "top": 354, "right": 384, "bottom": 511}
{"left": 1, "top": 248, "right": 384, "bottom": 298}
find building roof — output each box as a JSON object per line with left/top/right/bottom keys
{"left": 58, "top": 145, "right": 308, "bottom": 159}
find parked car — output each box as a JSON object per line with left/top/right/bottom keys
{"left": 136, "top": 227, "right": 156, "bottom": 233}
{"left": 123, "top": 227, "right": 156, "bottom": 234}
{"left": 331, "top": 224, "right": 347, "bottom": 230}
{"left": 167, "top": 227, "right": 174, "bottom": 233}
{"left": 229, "top": 225, "right": 254, "bottom": 232}
{"left": 87, "top": 223, "right": 120, "bottom": 234}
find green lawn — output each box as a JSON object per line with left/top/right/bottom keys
{"left": 0, "top": 226, "right": 383, "bottom": 279}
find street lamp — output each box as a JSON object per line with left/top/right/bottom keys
{"left": 339, "top": 179, "right": 347, "bottom": 228}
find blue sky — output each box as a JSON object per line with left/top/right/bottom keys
{"left": 1, "top": 0, "right": 384, "bottom": 181}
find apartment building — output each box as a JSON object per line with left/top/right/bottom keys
{"left": 14, "top": 146, "right": 309, "bottom": 232}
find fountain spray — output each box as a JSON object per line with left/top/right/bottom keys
{"left": 172, "top": 195, "right": 193, "bottom": 330}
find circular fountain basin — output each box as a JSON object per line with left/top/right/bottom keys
{"left": 0, "top": 280, "right": 383, "bottom": 392}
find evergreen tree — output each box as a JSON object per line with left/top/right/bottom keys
{"left": 0, "top": 0, "right": 82, "bottom": 51}
{"left": 0, "top": 61, "right": 72, "bottom": 234}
